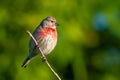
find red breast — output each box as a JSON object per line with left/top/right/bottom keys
{"left": 38, "top": 27, "right": 57, "bottom": 40}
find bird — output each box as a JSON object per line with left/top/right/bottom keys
{"left": 21, "top": 16, "right": 59, "bottom": 68}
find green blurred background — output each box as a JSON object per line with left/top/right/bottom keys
{"left": 0, "top": 0, "right": 120, "bottom": 80}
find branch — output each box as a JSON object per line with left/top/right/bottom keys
{"left": 26, "top": 30, "right": 61, "bottom": 80}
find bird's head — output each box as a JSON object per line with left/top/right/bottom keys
{"left": 41, "top": 16, "right": 59, "bottom": 28}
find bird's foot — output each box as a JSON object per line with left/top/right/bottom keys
{"left": 42, "top": 57, "right": 46, "bottom": 62}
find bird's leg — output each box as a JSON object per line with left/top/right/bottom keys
{"left": 34, "top": 45, "right": 38, "bottom": 49}
{"left": 34, "top": 42, "right": 47, "bottom": 62}
{"left": 41, "top": 56, "right": 46, "bottom": 62}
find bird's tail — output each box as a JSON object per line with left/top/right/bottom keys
{"left": 21, "top": 57, "right": 31, "bottom": 68}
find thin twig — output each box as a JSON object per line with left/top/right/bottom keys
{"left": 26, "top": 30, "right": 61, "bottom": 80}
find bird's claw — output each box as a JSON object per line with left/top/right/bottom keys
{"left": 42, "top": 57, "right": 46, "bottom": 62}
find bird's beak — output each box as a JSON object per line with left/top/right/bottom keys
{"left": 55, "top": 22, "right": 59, "bottom": 26}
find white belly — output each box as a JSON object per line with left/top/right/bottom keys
{"left": 38, "top": 34, "right": 57, "bottom": 55}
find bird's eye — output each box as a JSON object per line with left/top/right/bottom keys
{"left": 51, "top": 21, "right": 54, "bottom": 22}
